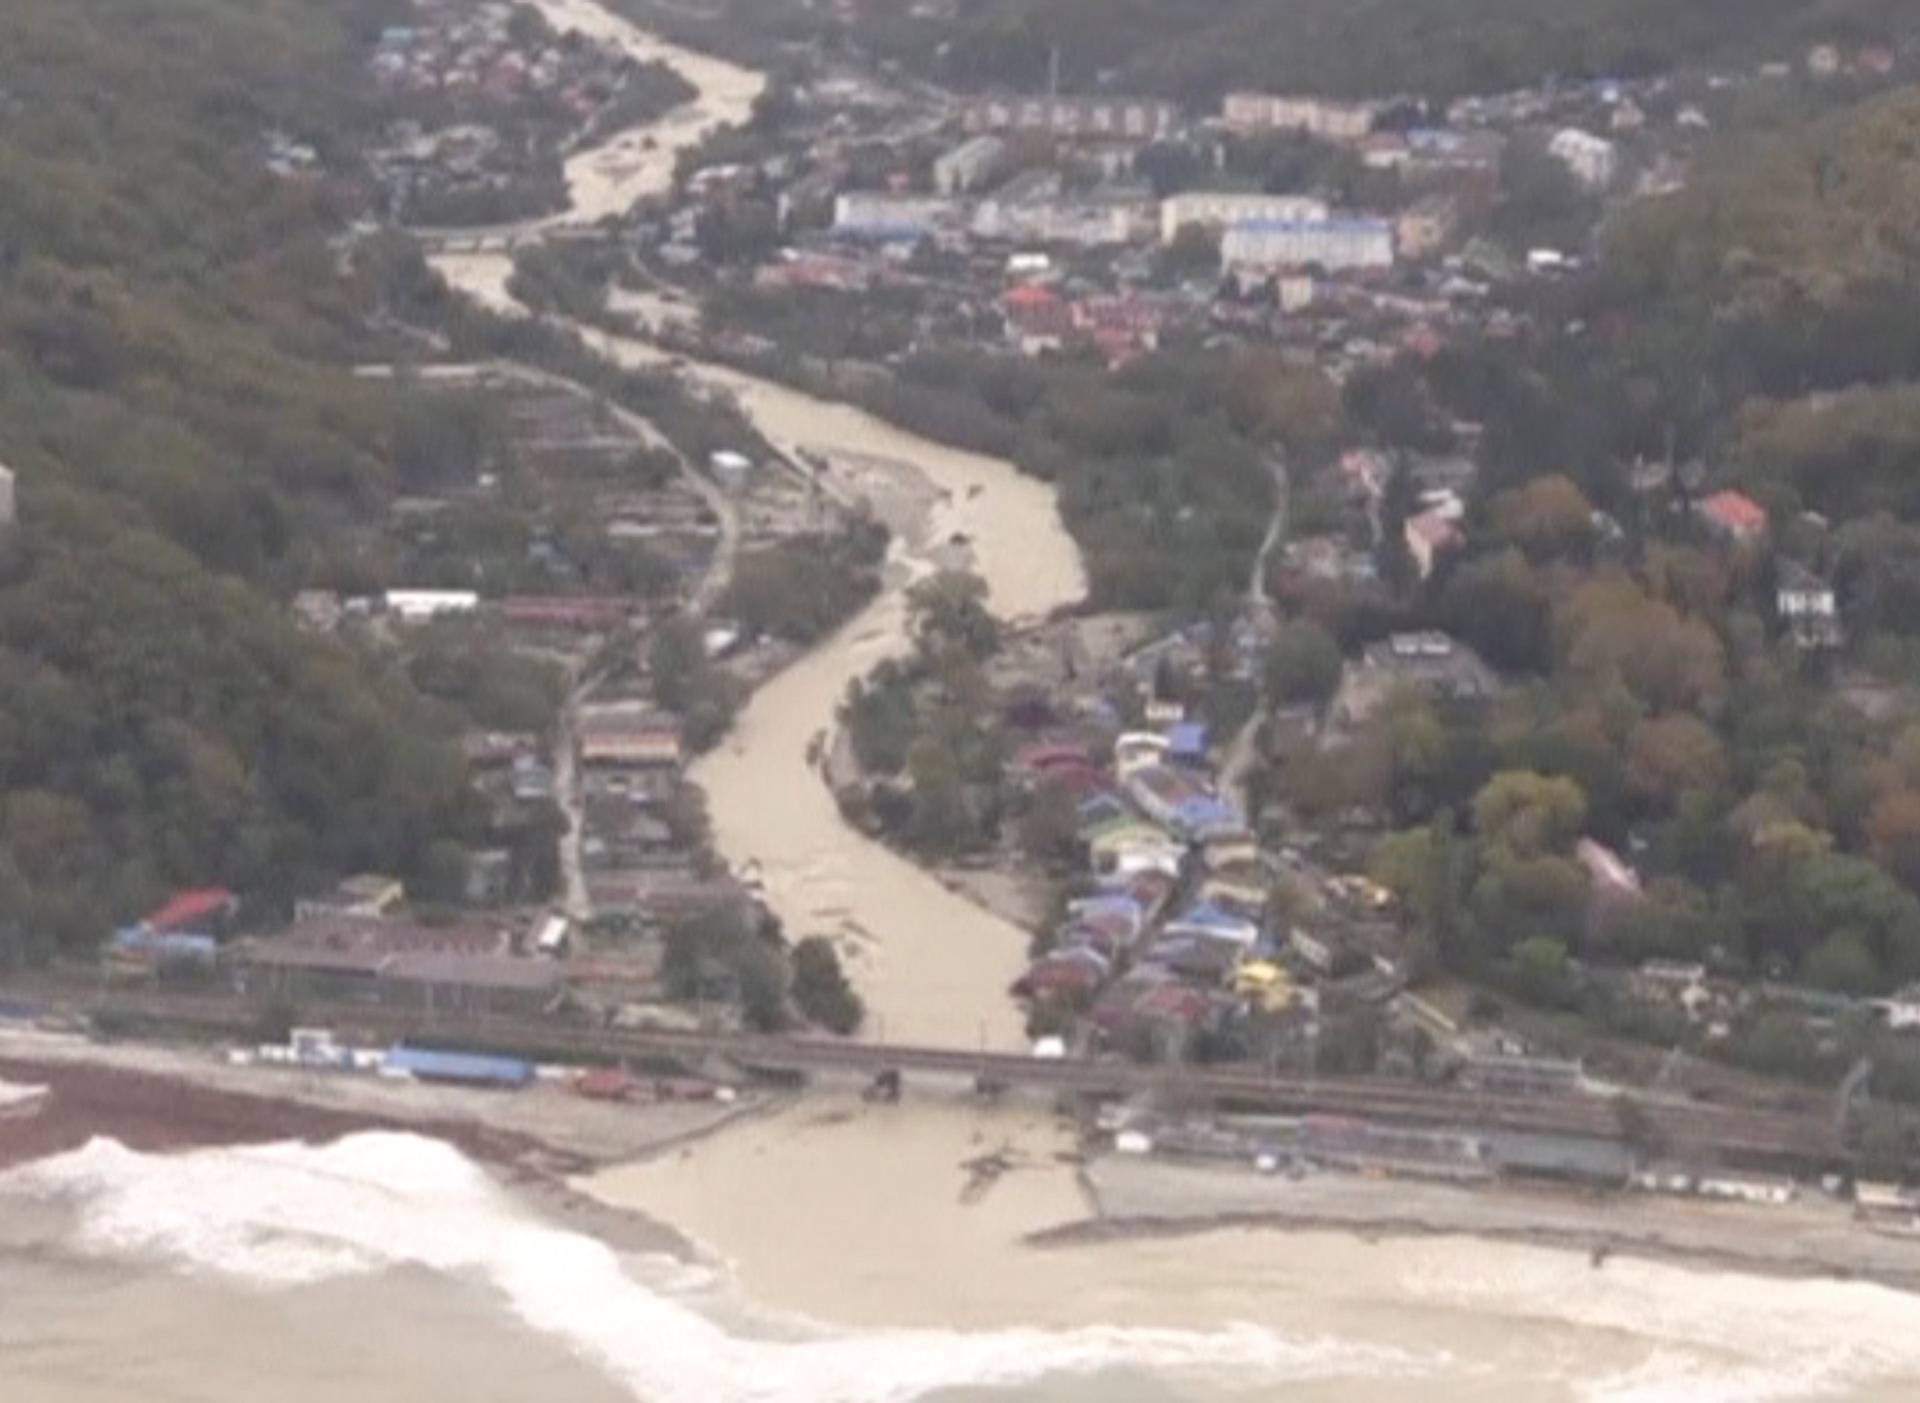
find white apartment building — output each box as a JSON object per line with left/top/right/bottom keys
{"left": 931, "top": 135, "right": 1006, "bottom": 196}
{"left": 964, "top": 95, "right": 1180, "bottom": 142}
{"left": 1159, "top": 191, "right": 1329, "bottom": 244}
{"left": 1221, "top": 218, "right": 1394, "bottom": 273}
{"left": 1222, "top": 92, "right": 1377, "bottom": 143}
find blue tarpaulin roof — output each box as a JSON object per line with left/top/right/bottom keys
{"left": 1165, "top": 722, "right": 1209, "bottom": 755}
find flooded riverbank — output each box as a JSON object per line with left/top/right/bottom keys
{"left": 523, "top": 0, "right": 764, "bottom": 223}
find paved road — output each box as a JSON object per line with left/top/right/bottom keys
{"left": 1220, "top": 456, "right": 1289, "bottom": 805}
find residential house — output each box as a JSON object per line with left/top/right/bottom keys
{"left": 500, "top": 595, "right": 633, "bottom": 631}
{"left": 1338, "top": 449, "right": 1392, "bottom": 507}
{"left": 1609, "top": 99, "right": 1646, "bottom": 133}
{"left": 295, "top": 874, "right": 405, "bottom": 923}
{"left": 1077, "top": 791, "right": 1131, "bottom": 831}
{"left": 142, "top": 887, "right": 241, "bottom": 937}
{"left": 1202, "top": 864, "right": 1271, "bottom": 915}
{"left": 1807, "top": 43, "right": 1843, "bottom": 77}
{"left": 1092, "top": 974, "right": 1221, "bottom": 1054}
{"left": 578, "top": 708, "right": 683, "bottom": 769}
{"left": 292, "top": 590, "right": 342, "bottom": 632}
{"left": 1632, "top": 960, "right": 1713, "bottom": 1021}
{"left": 1858, "top": 44, "right": 1897, "bottom": 77}
{"left": 1114, "top": 730, "right": 1173, "bottom": 777}
{"left": 1777, "top": 559, "right": 1841, "bottom": 648}
{"left": 1125, "top": 763, "right": 1243, "bottom": 840}
{"left": 1161, "top": 901, "right": 1261, "bottom": 951}
{"left": 1695, "top": 488, "right": 1769, "bottom": 544}
{"left": 1087, "top": 817, "right": 1185, "bottom": 877}
{"left": 1011, "top": 741, "right": 1098, "bottom": 791}
{"left": 510, "top": 753, "right": 555, "bottom": 802}
{"left": 1015, "top": 945, "right": 1110, "bottom": 1002}
{"left": 465, "top": 731, "right": 541, "bottom": 769}
{"left": 1875, "top": 984, "right": 1920, "bottom": 1032}
{"left": 1002, "top": 283, "right": 1073, "bottom": 354}
{"left": 1329, "top": 630, "right": 1500, "bottom": 731}
{"left": 1202, "top": 829, "right": 1261, "bottom": 871}
{"left": 1289, "top": 926, "right": 1348, "bottom": 977}
{"left": 1164, "top": 722, "right": 1210, "bottom": 768}
{"left": 1547, "top": 128, "right": 1618, "bottom": 189}
{"left": 1395, "top": 194, "right": 1461, "bottom": 261}
{"left": 1067, "top": 893, "right": 1147, "bottom": 942}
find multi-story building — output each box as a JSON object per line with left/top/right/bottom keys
{"left": 931, "top": 135, "right": 1006, "bottom": 195}
{"left": 1222, "top": 92, "right": 1376, "bottom": 143}
{"left": 1548, "top": 127, "right": 1618, "bottom": 189}
{"left": 1221, "top": 218, "right": 1394, "bottom": 273}
{"left": 831, "top": 192, "right": 961, "bottom": 240}
{"left": 963, "top": 95, "right": 1180, "bottom": 142}
{"left": 973, "top": 190, "right": 1155, "bottom": 246}
{"left": 1159, "top": 191, "right": 1329, "bottom": 244}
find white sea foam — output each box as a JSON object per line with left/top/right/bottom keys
{"left": 0, "top": 1134, "right": 1431, "bottom": 1403}
{"left": 1400, "top": 1239, "right": 1920, "bottom": 1401}
{"left": 0, "top": 1075, "right": 47, "bottom": 1109}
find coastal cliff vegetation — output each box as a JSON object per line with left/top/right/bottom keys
{"left": 0, "top": 0, "right": 498, "bottom": 958}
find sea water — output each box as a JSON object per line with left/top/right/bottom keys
{"left": 4, "top": 1132, "right": 1920, "bottom": 1403}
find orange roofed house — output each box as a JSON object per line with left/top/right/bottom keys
{"left": 1694, "top": 489, "right": 1768, "bottom": 544}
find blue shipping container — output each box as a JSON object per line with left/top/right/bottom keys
{"left": 384, "top": 1044, "right": 534, "bottom": 1089}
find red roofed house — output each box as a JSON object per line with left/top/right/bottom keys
{"left": 144, "top": 888, "right": 240, "bottom": 937}
{"left": 1695, "top": 489, "right": 1768, "bottom": 544}
{"left": 1003, "top": 284, "right": 1072, "bottom": 354}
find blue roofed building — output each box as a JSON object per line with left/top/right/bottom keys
{"left": 1164, "top": 721, "right": 1210, "bottom": 767}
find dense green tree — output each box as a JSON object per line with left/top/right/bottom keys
{"left": 1473, "top": 770, "right": 1588, "bottom": 858}
{"left": 1439, "top": 549, "right": 1552, "bottom": 674}
{"left": 1264, "top": 620, "right": 1344, "bottom": 706}
{"left": 791, "top": 936, "right": 864, "bottom": 1034}
{"left": 909, "top": 570, "right": 1000, "bottom": 661}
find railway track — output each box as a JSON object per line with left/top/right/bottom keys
{"left": 6, "top": 984, "right": 1845, "bottom": 1167}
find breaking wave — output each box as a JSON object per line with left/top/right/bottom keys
{"left": 1400, "top": 1238, "right": 1920, "bottom": 1402}
{"left": 0, "top": 1133, "right": 1427, "bottom": 1403}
